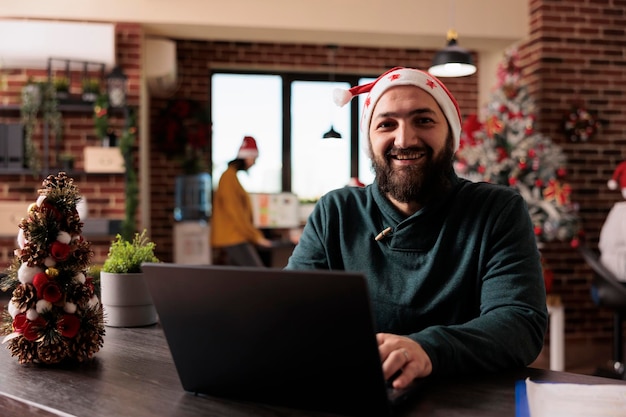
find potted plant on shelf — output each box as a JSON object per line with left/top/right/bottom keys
{"left": 20, "top": 78, "right": 42, "bottom": 172}
{"left": 53, "top": 76, "right": 70, "bottom": 101}
{"left": 81, "top": 77, "right": 101, "bottom": 102}
{"left": 100, "top": 229, "right": 161, "bottom": 327}
{"left": 58, "top": 152, "right": 75, "bottom": 171}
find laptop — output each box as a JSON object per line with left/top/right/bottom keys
{"left": 141, "top": 263, "right": 425, "bottom": 417}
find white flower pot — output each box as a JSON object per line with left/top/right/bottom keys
{"left": 100, "top": 272, "right": 158, "bottom": 327}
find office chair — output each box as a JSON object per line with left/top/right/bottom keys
{"left": 578, "top": 244, "right": 626, "bottom": 380}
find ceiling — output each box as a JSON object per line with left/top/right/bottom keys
{"left": 0, "top": 0, "right": 529, "bottom": 52}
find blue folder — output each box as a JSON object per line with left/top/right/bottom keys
{"left": 515, "top": 379, "right": 530, "bottom": 417}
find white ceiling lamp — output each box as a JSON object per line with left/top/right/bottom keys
{"left": 428, "top": 0, "right": 476, "bottom": 78}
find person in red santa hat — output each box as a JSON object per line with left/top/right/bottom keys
{"left": 285, "top": 66, "right": 547, "bottom": 388}
{"left": 599, "top": 161, "right": 626, "bottom": 282}
{"left": 211, "top": 135, "right": 272, "bottom": 266}
{"left": 607, "top": 160, "right": 626, "bottom": 199}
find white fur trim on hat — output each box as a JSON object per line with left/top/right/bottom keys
{"left": 237, "top": 135, "right": 259, "bottom": 159}
{"left": 333, "top": 67, "right": 462, "bottom": 151}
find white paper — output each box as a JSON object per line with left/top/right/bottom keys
{"left": 526, "top": 378, "right": 626, "bottom": 417}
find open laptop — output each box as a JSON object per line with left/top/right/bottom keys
{"left": 141, "top": 263, "right": 425, "bottom": 417}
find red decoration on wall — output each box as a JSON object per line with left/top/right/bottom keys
{"left": 155, "top": 99, "right": 210, "bottom": 154}
{"left": 154, "top": 99, "right": 211, "bottom": 174}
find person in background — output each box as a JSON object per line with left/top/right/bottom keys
{"left": 211, "top": 136, "right": 272, "bottom": 266}
{"left": 599, "top": 162, "right": 626, "bottom": 282}
{"left": 286, "top": 67, "right": 548, "bottom": 389}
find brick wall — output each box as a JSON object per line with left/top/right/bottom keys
{"left": 0, "top": 23, "right": 142, "bottom": 267}
{"left": 2, "top": 0, "right": 623, "bottom": 346}
{"left": 520, "top": 0, "right": 626, "bottom": 344}
{"left": 148, "top": 41, "right": 478, "bottom": 264}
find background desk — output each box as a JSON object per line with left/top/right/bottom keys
{"left": 0, "top": 325, "right": 624, "bottom": 417}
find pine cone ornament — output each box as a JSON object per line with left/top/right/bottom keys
{"left": 1, "top": 172, "right": 105, "bottom": 364}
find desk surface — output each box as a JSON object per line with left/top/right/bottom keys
{"left": 0, "top": 324, "right": 624, "bottom": 417}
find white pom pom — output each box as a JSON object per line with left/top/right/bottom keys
{"left": 77, "top": 197, "right": 88, "bottom": 220}
{"left": 44, "top": 256, "right": 56, "bottom": 267}
{"left": 333, "top": 88, "right": 353, "bottom": 107}
{"left": 74, "top": 272, "right": 86, "bottom": 284}
{"left": 8, "top": 301, "right": 18, "bottom": 318}
{"left": 57, "top": 231, "right": 71, "bottom": 244}
{"left": 18, "top": 263, "right": 42, "bottom": 284}
{"left": 36, "top": 299, "right": 52, "bottom": 314}
{"left": 17, "top": 228, "right": 26, "bottom": 249}
{"left": 64, "top": 302, "right": 77, "bottom": 314}
{"left": 88, "top": 295, "right": 100, "bottom": 309}
{"left": 26, "top": 308, "right": 39, "bottom": 321}
{"left": 608, "top": 179, "right": 618, "bottom": 190}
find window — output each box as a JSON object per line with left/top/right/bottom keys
{"left": 358, "top": 77, "right": 377, "bottom": 186}
{"left": 210, "top": 71, "right": 376, "bottom": 199}
{"left": 211, "top": 73, "right": 282, "bottom": 193}
{"left": 290, "top": 80, "right": 351, "bottom": 200}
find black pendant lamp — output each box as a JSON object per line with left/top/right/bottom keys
{"left": 322, "top": 45, "right": 342, "bottom": 139}
{"left": 322, "top": 125, "right": 342, "bottom": 139}
{"left": 429, "top": 29, "right": 476, "bottom": 78}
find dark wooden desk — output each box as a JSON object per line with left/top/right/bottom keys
{"left": 0, "top": 324, "right": 624, "bottom": 417}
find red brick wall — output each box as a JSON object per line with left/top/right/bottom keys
{"left": 148, "top": 41, "right": 478, "bottom": 264}
{"left": 520, "top": 0, "right": 626, "bottom": 344}
{"left": 0, "top": 22, "right": 142, "bottom": 267}
{"left": 3, "top": 0, "right": 622, "bottom": 346}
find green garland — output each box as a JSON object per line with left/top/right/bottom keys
{"left": 119, "top": 109, "right": 138, "bottom": 242}
{"left": 20, "top": 83, "right": 42, "bottom": 173}
{"left": 93, "top": 94, "right": 109, "bottom": 139}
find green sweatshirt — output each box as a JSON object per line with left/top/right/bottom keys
{"left": 286, "top": 173, "right": 548, "bottom": 377}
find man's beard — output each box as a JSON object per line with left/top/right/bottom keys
{"left": 372, "top": 137, "right": 454, "bottom": 204}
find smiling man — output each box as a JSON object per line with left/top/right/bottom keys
{"left": 286, "top": 67, "right": 547, "bottom": 389}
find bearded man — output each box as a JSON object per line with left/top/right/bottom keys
{"left": 286, "top": 67, "right": 547, "bottom": 389}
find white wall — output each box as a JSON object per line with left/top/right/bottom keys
{"left": 0, "top": 0, "right": 527, "bottom": 50}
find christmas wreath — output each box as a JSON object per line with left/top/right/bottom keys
{"left": 154, "top": 99, "right": 211, "bottom": 174}
{"left": 562, "top": 106, "right": 599, "bottom": 142}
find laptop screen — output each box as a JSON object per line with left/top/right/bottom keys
{"left": 142, "top": 263, "right": 394, "bottom": 417}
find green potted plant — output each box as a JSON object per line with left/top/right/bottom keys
{"left": 53, "top": 76, "right": 70, "bottom": 100}
{"left": 81, "top": 77, "right": 101, "bottom": 102}
{"left": 20, "top": 78, "right": 42, "bottom": 172}
{"left": 58, "top": 152, "right": 75, "bottom": 171}
{"left": 20, "top": 79, "right": 63, "bottom": 174}
{"left": 100, "top": 230, "right": 160, "bottom": 327}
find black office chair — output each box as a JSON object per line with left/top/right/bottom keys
{"left": 579, "top": 244, "right": 626, "bottom": 380}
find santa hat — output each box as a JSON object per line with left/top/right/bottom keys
{"left": 608, "top": 160, "right": 626, "bottom": 198}
{"left": 237, "top": 136, "right": 259, "bottom": 159}
{"left": 333, "top": 67, "right": 462, "bottom": 151}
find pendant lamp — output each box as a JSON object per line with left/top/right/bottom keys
{"left": 322, "top": 125, "right": 342, "bottom": 139}
{"left": 322, "top": 44, "right": 342, "bottom": 139}
{"left": 429, "top": 29, "right": 476, "bottom": 78}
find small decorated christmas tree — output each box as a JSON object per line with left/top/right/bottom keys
{"left": 454, "top": 47, "right": 580, "bottom": 245}
{"left": 0, "top": 172, "right": 105, "bottom": 364}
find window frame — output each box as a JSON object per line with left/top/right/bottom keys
{"left": 209, "top": 69, "right": 374, "bottom": 193}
